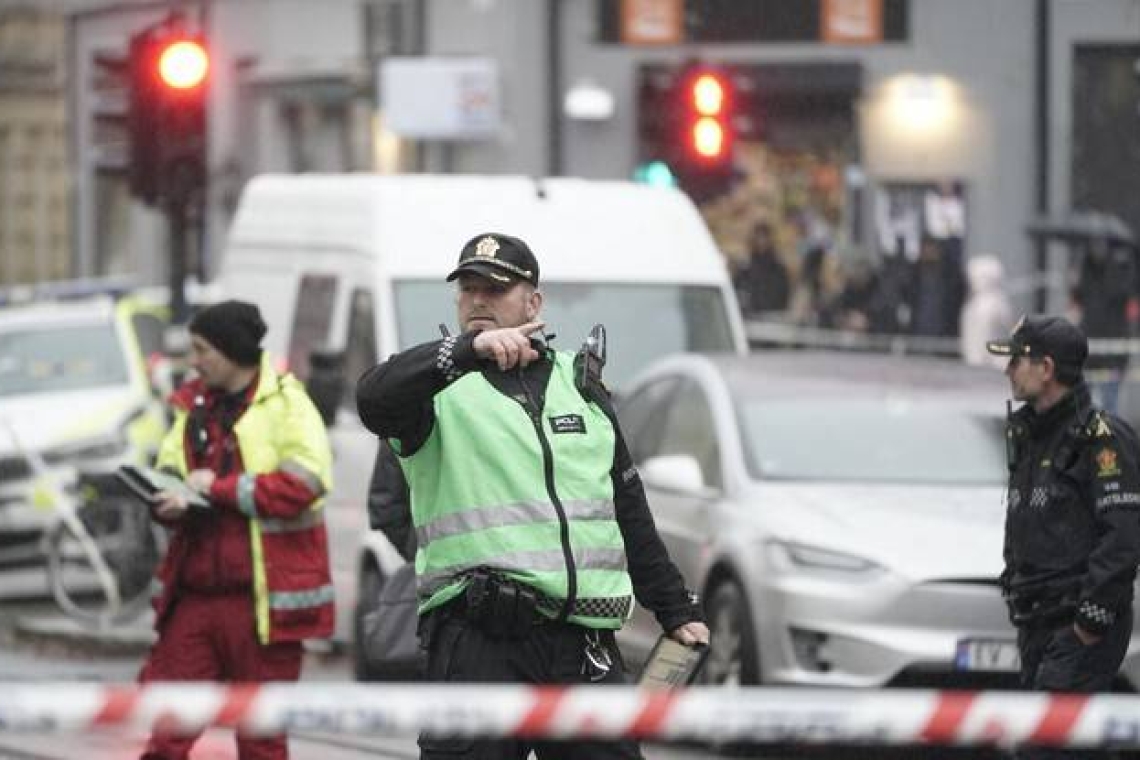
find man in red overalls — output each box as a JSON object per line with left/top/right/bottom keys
{"left": 139, "top": 300, "right": 335, "bottom": 760}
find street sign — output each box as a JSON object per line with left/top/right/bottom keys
{"left": 379, "top": 57, "right": 500, "bottom": 140}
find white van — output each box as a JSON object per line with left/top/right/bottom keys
{"left": 218, "top": 173, "right": 747, "bottom": 651}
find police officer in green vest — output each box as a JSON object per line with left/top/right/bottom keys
{"left": 357, "top": 232, "right": 709, "bottom": 759}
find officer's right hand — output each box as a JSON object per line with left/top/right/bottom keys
{"left": 473, "top": 321, "right": 546, "bottom": 371}
{"left": 152, "top": 491, "right": 190, "bottom": 521}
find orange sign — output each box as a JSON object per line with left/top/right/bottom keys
{"left": 620, "top": 0, "right": 683, "bottom": 46}
{"left": 821, "top": 0, "right": 883, "bottom": 44}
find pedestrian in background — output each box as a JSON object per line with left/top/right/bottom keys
{"left": 988, "top": 315, "right": 1140, "bottom": 760}
{"left": 1072, "top": 239, "right": 1136, "bottom": 414}
{"left": 733, "top": 220, "right": 789, "bottom": 316}
{"left": 960, "top": 254, "right": 1014, "bottom": 368}
{"left": 911, "top": 236, "right": 956, "bottom": 337}
{"left": 139, "top": 300, "right": 335, "bottom": 760}
{"left": 356, "top": 232, "right": 709, "bottom": 760}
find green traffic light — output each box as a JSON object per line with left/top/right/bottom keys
{"left": 633, "top": 160, "right": 677, "bottom": 187}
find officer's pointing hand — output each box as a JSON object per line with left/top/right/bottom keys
{"left": 473, "top": 321, "right": 546, "bottom": 371}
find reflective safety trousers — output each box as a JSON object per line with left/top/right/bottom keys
{"left": 399, "top": 352, "right": 634, "bottom": 629}
{"left": 155, "top": 354, "right": 335, "bottom": 644}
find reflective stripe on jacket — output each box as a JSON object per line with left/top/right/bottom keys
{"left": 399, "top": 352, "right": 633, "bottom": 629}
{"left": 155, "top": 353, "right": 335, "bottom": 644}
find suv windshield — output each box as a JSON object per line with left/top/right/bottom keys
{"left": 0, "top": 324, "right": 128, "bottom": 396}
{"left": 394, "top": 281, "right": 736, "bottom": 387}
{"left": 741, "top": 398, "right": 1007, "bottom": 485}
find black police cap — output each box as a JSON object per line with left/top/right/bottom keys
{"left": 986, "top": 314, "right": 1088, "bottom": 371}
{"left": 446, "top": 233, "right": 540, "bottom": 287}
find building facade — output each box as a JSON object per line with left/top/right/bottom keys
{"left": 0, "top": 2, "right": 70, "bottom": 285}
{"left": 6, "top": 0, "right": 1139, "bottom": 319}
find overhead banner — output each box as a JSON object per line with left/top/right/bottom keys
{"left": 620, "top": 0, "right": 683, "bottom": 46}
{"left": 821, "top": 0, "right": 883, "bottom": 44}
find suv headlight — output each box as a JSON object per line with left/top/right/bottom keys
{"left": 42, "top": 432, "right": 129, "bottom": 465}
{"left": 766, "top": 539, "right": 885, "bottom": 576}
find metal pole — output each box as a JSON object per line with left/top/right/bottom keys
{"left": 168, "top": 202, "right": 189, "bottom": 325}
{"left": 413, "top": 0, "right": 428, "bottom": 173}
{"left": 1034, "top": 0, "right": 1051, "bottom": 312}
{"left": 547, "top": 0, "right": 563, "bottom": 176}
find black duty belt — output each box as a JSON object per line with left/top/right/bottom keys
{"left": 440, "top": 570, "right": 633, "bottom": 639}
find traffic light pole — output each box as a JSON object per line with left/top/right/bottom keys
{"left": 167, "top": 200, "right": 190, "bottom": 326}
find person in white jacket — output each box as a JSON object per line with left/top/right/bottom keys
{"left": 961, "top": 255, "right": 1015, "bottom": 368}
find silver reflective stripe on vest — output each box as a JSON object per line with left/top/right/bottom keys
{"left": 268, "top": 584, "right": 336, "bottom": 611}
{"left": 280, "top": 459, "right": 326, "bottom": 498}
{"left": 416, "top": 498, "right": 616, "bottom": 547}
{"left": 237, "top": 473, "right": 257, "bottom": 516}
{"left": 418, "top": 546, "right": 628, "bottom": 595}
{"left": 260, "top": 508, "right": 325, "bottom": 534}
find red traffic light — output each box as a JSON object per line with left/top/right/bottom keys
{"left": 127, "top": 22, "right": 208, "bottom": 205}
{"left": 158, "top": 39, "right": 208, "bottom": 90}
{"left": 683, "top": 69, "right": 733, "bottom": 162}
{"left": 691, "top": 73, "right": 726, "bottom": 116}
{"left": 691, "top": 117, "right": 726, "bottom": 159}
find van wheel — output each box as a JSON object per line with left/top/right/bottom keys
{"left": 352, "top": 562, "right": 385, "bottom": 681}
{"left": 700, "top": 580, "right": 760, "bottom": 686}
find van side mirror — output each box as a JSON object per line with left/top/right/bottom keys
{"left": 640, "top": 454, "right": 713, "bottom": 496}
{"left": 306, "top": 349, "right": 346, "bottom": 427}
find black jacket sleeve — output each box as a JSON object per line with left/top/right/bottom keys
{"left": 366, "top": 440, "right": 416, "bottom": 561}
{"left": 1077, "top": 414, "right": 1140, "bottom": 634}
{"left": 597, "top": 395, "right": 703, "bottom": 633}
{"left": 355, "top": 332, "right": 481, "bottom": 455}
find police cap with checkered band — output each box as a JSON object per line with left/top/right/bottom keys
{"left": 446, "top": 233, "right": 540, "bottom": 287}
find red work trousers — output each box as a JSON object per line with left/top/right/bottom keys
{"left": 138, "top": 592, "right": 303, "bottom": 760}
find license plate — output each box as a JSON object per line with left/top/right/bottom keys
{"left": 954, "top": 639, "right": 1020, "bottom": 672}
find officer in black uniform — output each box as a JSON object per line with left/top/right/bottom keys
{"left": 356, "top": 232, "right": 708, "bottom": 760}
{"left": 988, "top": 315, "right": 1140, "bottom": 759}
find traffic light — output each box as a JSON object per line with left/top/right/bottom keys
{"left": 634, "top": 63, "right": 738, "bottom": 201}
{"left": 128, "top": 18, "right": 208, "bottom": 207}
{"left": 683, "top": 69, "right": 733, "bottom": 164}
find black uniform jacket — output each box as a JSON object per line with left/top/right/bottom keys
{"left": 356, "top": 331, "right": 703, "bottom": 634}
{"left": 1003, "top": 382, "right": 1140, "bottom": 634}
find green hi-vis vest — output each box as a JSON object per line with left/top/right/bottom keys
{"left": 397, "top": 352, "right": 634, "bottom": 629}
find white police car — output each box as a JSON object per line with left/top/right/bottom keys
{"left": 0, "top": 293, "right": 169, "bottom": 571}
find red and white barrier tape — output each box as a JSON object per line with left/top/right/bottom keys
{"left": 3, "top": 684, "right": 1140, "bottom": 748}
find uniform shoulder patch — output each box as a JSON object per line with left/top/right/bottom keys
{"left": 1090, "top": 412, "right": 1114, "bottom": 439}
{"left": 1096, "top": 447, "right": 1122, "bottom": 478}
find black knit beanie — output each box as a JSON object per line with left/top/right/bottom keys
{"left": 188, "top": 300, "right": 267, "bottom": 367}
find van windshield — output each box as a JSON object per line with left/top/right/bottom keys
{"left": 394, "top": 281, "right": 737, "bottom": 387}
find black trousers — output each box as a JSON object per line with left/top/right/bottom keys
{"left": 418, "top": 612, "right": 644, "bottom": 760}
{"left": 1014, "top": 609, "right": 1132, "bottom": 760}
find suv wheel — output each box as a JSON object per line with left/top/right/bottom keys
{"left": 700, "top": 580, "right": 760, "bottom": 686}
